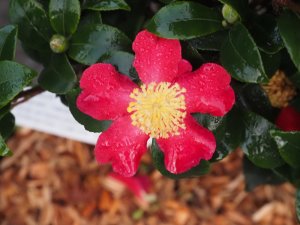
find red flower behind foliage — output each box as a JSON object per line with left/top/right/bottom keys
{"left": 276, "top": 106, "right": 300, "bottom": 131}
{"left": 77, "top": 30, "right": 235, "bottom": 177}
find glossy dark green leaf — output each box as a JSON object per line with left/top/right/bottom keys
{"left": 0, "top": 25, "right": 18, "bottom": 60}
{"left": 69, "top": 24, "right": 131, "bottom": 65}
{"left": 221, "top": 23, "right": 268, "bottom": 83}
{"left": 271, "top": 130, "right": 300, "bottom": 168}
{"left": 100, "top": 51, "right": 135, "bottom": 78}
{"left": 38, "top": 54, "right": 77, "bottom": 94}
{"left": 0, "top": 61, "right": 37, "bottom": 108}
{"left": 79, "top": 11, "right": 102, "bottom": 28}
{"left": 241, "top": 112, "right": 284, "bottom": 169}
{"left": 0, "top": 112, "right": 15, "bottom": 140}
{"left": 240, "top": 84, "right": 277, "bottom": 121}
{"left": 151, "top": 139, "right": 210, "bottom": 179}
{"left": 273, "top": 164, "right": 300, "bottom": 187}
{"left": 66, "top": 88, "right": 112, "bottom": 132}
{"left": 243, "top": 156, "right": 285, "bottom": 191}
{"left": 260, "top": 51, "right": 281, "bottom": 78}
{"left": 181, "top": 42, "right": 204, "bottom": 69}
{"left": 193, "top": 113, "right": 230, "bottom": 162}
{"left": 0, "top": 135, "right": 12, "bottom": 157}
{"left": 9, "top": 0, "right": 52, "bottom": 50}
{"left": 101, "top": 0, "right": 147, "bottom": 40}
{"left": 84, "top": 0, "right": 130, "bottom": 11}
{"left": 49, "top": 0, "right": 80, "bottom": 36}
{"left": 192, "top": 113, "right": 224, "bottom": 132}
{"left": 0, "top": 105, "right": 10, "bottom": 120}
{"left": 249, "top": 14, "right": 283, "bottom": 54}
{"left": 188, "top": 30, "right": 228, "bottom": 51}
{"left": 297, "top": 189, "right": 300, "bottom": 222}
{"left": 218, "top": 0, "right": 248, "bottom": 20}
{"left": 146, "top": 1, "right": 223, "bottom": 39}
{"left": 212, "top": 107, "right": 245, "bottom": 161}
{"left": 192, "top": 106, "right": 245, "bottom": 162}
{"left": 278, "top": 10, "right": 300, "bottom": 71}
{"left": 21, "top": 42, "right": 52, "bottom": 65}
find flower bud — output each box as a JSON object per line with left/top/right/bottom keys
{"left": 222, "top": 4, "right": 239, "bottom": 24}
{"left": 49, "top": 34, "right": 69, "bottom": 53}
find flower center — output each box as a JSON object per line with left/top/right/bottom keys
{"left": 127, "top": 82, "right": 187, "bottom": 138}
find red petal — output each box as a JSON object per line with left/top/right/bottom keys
{"left": 156, "top": 115, "right": 216, "bottom": 174}
{"left": 133, "top": 30, "right": 182, "bottom": 84}
{"left": 175, "top": 63, "right": 235, "bottom": 116}
{"left": 276, "top": 106, "right": 300, "bottom": 131}
{"left": 95, "top": 116, "right": 149, "bottom": 177}
{"left": 178, "top": 59, "right": 192, "bottom": 75}
{"left": 77, "top": 63, "right": 138, "bottom": 120}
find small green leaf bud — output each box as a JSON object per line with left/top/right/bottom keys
{"left": 222, "top": 4, "right": 239, "bottom": 24}
{"left": 50, "top": 34, "right": 69, "bottom": 53}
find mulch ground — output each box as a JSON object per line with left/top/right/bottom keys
{"left": 0, "top": 129, "right": 297, "bottom": 225}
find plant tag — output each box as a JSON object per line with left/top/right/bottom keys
{"left": 12, "top": 92, "right": 99, "bottom": 144}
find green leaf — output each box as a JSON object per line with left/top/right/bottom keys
{"left": 21, "top": 42, "right": 52, "bottom": 65}
{"left": 100, "top": 51, "right": 135, "bottom": 79}
{"left": 84, "top": 0, "right": 130, "bottom": 11}
{"left": 193, "top": 106, "right": 244, "bottom": 162}
{"left": 296, "top": 189, "right": 300, "bottom": 222}
{"left": 243, "top": 156, "right": 285, "bottom": 191}
{"left": 79, "top": 11, "right": 102, "bottom": 28}
{"left": 212, "top": 107, "right": 245, "bottom": 161}
{"left": 249, "top": 14, "right": 283, "bottom": 54}
{"left": 221, "top": 23, "right": 268, "bottom": 83}
{"left": 193, "top": 113, "right": 230, "bottom": 161}
{"left": 69, "top": 24, "right": 131, "bottom": 65}
{"left": 239, "top": 84, "right": 277, "bottom": 121}
{"left": 66, "top": 88, "right": 112, "bottom": 132}
{"left": 192, "top": 106, "right": 246, "bottom": 162}
{"left": 241, "top": 112, "right": 284, "bottom": 169}
{"left": 9, "top": 0, "right": 52, "bottom": 50}
{"left": 0, "top": 105, "right": 10, "bottom": 120}
{"left": 192, "top": 113, "right": 224, "bottom": 132}
{"left": 271, "top": 130, "right": 300, "bottom": 168}
{"left": 0, "top": 112, "right": 15, "bottom": 140}
{"left": 101, "top": 0, "right": 147, "bottom": 40}
{"left": 278, "top": 10, "right": 300, "bottom": 71}
{"left": 188, "top": 30, "right": 228, "bottom": 51}
{"left": 38, "top": 54, "right": 77, "bottom": 94}
{"left": 273, "top": 164, "right": 300, "bottom": 187}
{"left": 218, "top": 0, "right": 248, "bottom": 20}
{"left": 0, "top": 61, "right": 37, "bottom": 108}
{"left": 151, "top": 139, "right": 210, "bottom": 179}
{"left": 260, "top": 51, "right": 281, "bottom": 78}
{"left": 49, "top": 0, "right": 81, "bottom": 36}
{"left": 0, "top": 135, "right": 12, "bottom": 157}
{"left": 0, "top": 25, "right": 18, "bottom": 60}
{"left": 146, "top": 1, "right": 223, "bottom": 40}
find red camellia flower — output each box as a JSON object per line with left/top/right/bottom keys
{"left": 77, "top": 30, "right": 235, "bottom": 177}
{"left": 276, "top": 106, "right": 300, "bottom": 131}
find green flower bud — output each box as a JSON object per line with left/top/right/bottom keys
{"left": 50, "top": 34, "right": 69, "bottom": 53}
{"left": 222, "top": 4, "right": 239, "bottom": 24}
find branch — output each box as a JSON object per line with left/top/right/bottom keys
{"left": 11, "top": 86, "right": 44, "bottom": 109}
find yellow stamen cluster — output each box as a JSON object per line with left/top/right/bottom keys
{"left": 127, "top": 82, "right": 187, "bottom": 138}
{"left": 262, "top": 70, "right": 297, "bottom": 108}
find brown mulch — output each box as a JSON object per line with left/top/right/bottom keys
{"left": 0, "top": 129, "right": 297, "bottom": 225}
